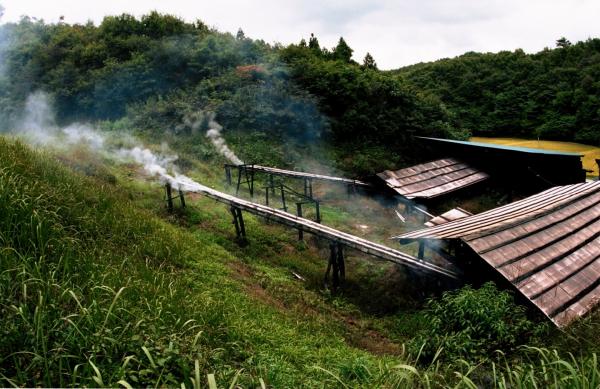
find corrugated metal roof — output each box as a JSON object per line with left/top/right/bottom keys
{"left": 424, "top": 207, "right": 472, "bottom": 227}
{"left": 417, "top": 136, "right": 583, "bottom": 157}
{"left": 377, "top": 158, "right": 489, "bottom": 200}
{"left": 394, "top": 181, "right": 600, "bottom": 327}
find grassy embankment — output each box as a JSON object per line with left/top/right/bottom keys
{"left": 0, "top": 136, "right": 438, "bottom": 387}
{"left": 2, "top": 136, "right": 600, "bottom": 387}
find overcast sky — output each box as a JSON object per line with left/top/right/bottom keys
{"left": 1, "top": 0, "right": 599, "bottom": 69}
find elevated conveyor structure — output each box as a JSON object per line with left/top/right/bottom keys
{"left": 178, "top": 180, "right": 460, "bottom": 280}
{"left": 224, "top": 164, "right": 371, "bottom": 198}
{"left": 244, "top": 164, "right": 372, "bottom": 187}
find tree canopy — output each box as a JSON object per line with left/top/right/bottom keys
{"left": 394, "top": 39, "right": 600, "bottom": 145}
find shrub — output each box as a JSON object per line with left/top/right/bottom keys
{"left": 409, "top": 282, "right": 540, "bottom": 363}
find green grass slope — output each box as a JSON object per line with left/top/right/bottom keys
{"left": 2, "top": 136, "right": 600, "bottom": 388}
{"left": 0, "top": 137, "right": 422, "bottom": 387}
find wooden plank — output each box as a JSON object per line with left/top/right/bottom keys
{"left": 468, "top": 190, "right": 600, "bottom": 252}
{"left": 516, "top": 239, "right": 600, "bottom": 299}
{"left": 389, "top": 158, "right": 459, "bottom": 179}
{"left": 458, "top": 184, "right": 599, "bottom": 239}
{"left": 245, "top": 165, "right": 371, "bottom": 187}
{"left": 489, "top": 214, "right": 600, "bottom": 272}
{"left": 470, "top": 193, "right": 600, "bottom": 254}
{"left": 396, "top": 167, "right": 480, "bottom": 195}
{"left": 533, "top": 257, "right": 600, "bottom": 317}
{"left": 389, "top": 164, "right": 470, "bottom": 187}
{"left": 398, "top": 184, "right": 591, "bottom": 239}
{"left": 424, "top": 208, "right": 472, "bottom": 227}
{"left": 396, "top": 182, "right": 600, "bottom": 240}
{"left": 406, "top": 172, "right": 489, "bottom": 199}
{"left": 552, "top": 283, "right": 600, "bottom": 327}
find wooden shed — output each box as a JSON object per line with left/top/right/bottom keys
{"left": 417, "top": 137, "right": 586, "bottom": 191}
{"left": 394, "top": 181, "right": 600, "bottom": 327}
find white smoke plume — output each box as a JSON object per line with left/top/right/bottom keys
{"left": 204, "top": 112, "right": 244, "bottom": 165}
{"left": 0, "top": 7, "right": 9, "bottom": 79}
{"left": 116, "top": 147, "right": 206, "bottom": 192}
{"left": 14, "top": 91, "right": 203, "bottom": 192}
{"left": 17, "top": 91, "right": 108, "bottom": 151}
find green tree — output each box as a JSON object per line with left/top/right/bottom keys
{"left": 362, "top": 52, "right": 377, "bottom": 69}
{"left": 333, "top": 37, "right": 353, "bottom": 62}
{"left": 236, "top": 28, "right": 245, "bottom": 40}
{"left": 308, "top": 33, "right": 320, "bottom": 52}
{"left": 556, "top": 37, "right": 572, "bottom": 48}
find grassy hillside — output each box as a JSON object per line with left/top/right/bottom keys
{"left": 0, "top": 136, "right": 409, "bottom": 387}
{"left": 2, "top": 136, "right": 600, "bottom": 387}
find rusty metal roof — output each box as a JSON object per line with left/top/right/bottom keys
{"left": 424, "top": 207, "right": 473, "bottom": 227}
{"left": 417, "top": 136, "right": 583, "bottom": 157}
{"left": 377, "top": 158, "right": 489, "bottom": 200}
{"left": 394, "top": 181, "right": 600, "bottom": 327}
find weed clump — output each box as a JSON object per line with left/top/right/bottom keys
{"left": 409, "top": 282, "right": 542, "bottom": 363}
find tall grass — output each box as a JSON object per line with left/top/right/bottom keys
{"left": 1, "top": 137, "right": 599, "bottom": 388}
{"left": 0, "top": 138, "right": 407, "bottom": 387}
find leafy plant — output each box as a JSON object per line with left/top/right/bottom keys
{"left": 409, "top": 282, "right": 541, "bottom": 363}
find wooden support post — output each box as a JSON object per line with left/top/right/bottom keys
{"left": 308, "top": 179, "right": 313, "bottom": 198}
{"left": 324, "top": 242, "right": 345, "bottom": 290}
{"left": 315, "top": 201, "right": 321, "bottom": 223}
{"left": 265, "top": 188, "right": 270, "bottom": 206}
{"left": 236, "top": 208, "right": 246, "bottom": 240}
{"left": 336, "top": 243, "right": 345, "bottom": 283}
{"left": 236, "top": 166, "right": 243, "bottom": 195}
{"left": 269, "top": 174, "right": 275, "bottom": 195}
{"left": 225, "top": 165, "right": 232, "bottom": 185}
{"left": 249, "top": 166, "right": 255, "bottom": 197}
{"left": 165, "top": 183, "right": 174, "bottom": 213}
{"left": 230, "top": 206, "right": 241, "bottom": 237}
{"left": 418, "top": 241, "right": 425, "bottom": 259}
{"left": 230, "top": 206, "right": 247, "bottom": 245}
{"left": 331, "top": 246, "right": 340, "bottom": 289}
{"left": 296, "top": 203, "right": 303, "bottom": 241}
{"left": 326, "top": 242, "right": 338, "bottom": 289}
{"left": 178, "top": 189, "right": 186, "bottom": 208}
{"left": 280, "top": 184, "right": 287, "bottom": 212}
{"left": 324, "top": 243, "right": 334, "bottom": 288}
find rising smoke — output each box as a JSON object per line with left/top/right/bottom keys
{"left": 204, "top": 111, "right": 244, "bottom": 165}
{"left": 14, "top": 91, "right": 204, "bottom": 191}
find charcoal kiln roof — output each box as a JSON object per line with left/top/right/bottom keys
{"left": 394, "top": 181, "right": 600, "bottom": 327}
{"left": 377, "top": 158, "right": 489, "bottom": 200}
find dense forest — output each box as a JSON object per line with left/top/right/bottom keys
{"left": 2, "top": 14, "right": 599, "bottom": 176}
{"left": 395, "top": 38, "right": 600, "bottom": 145}
{"left": 0, "top": 13, "right": 464, "bottom": 175}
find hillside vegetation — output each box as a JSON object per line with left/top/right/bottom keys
{"left": 0, "top": 13, "right": 462, "bottom": 176}
{"left": 1, "top": 11, "right": 600, "bottom": 388}
{"left": 395, "top": 39, "right": 600, "bottom": 145}
{"left": 0, "top": 137, "right": 416, "bottom": 387}
{"left": 2, "top": 131, "right": 600, "bottom": 388}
